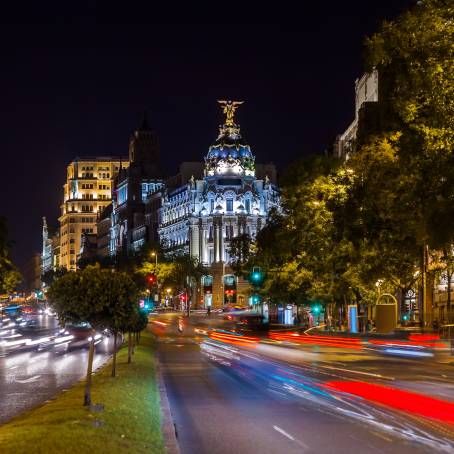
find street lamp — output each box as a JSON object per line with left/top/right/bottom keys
{"left": 151, "top": 251, "right": 158, "bottom": 269}
{"left": 150, "top": 252, "right": 159, "bottom": 306}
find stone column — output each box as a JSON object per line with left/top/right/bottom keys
{"left": 189, "top": 219, "right": 199, "bottom": 260}
{"left": 214, "top": 220, "right": 219, "bottom": 262}
{"left": 201, "top": 226, "right": 208, "bottom": 264}
{"left": 219, "top": 219, "right": 224, "bottom": 262}
{"left": 198, "top": 221, "right": 203, "bottom": 261}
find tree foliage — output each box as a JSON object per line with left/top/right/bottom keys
{"left": 47, "top": 265, "right": 140, "bottom": 398}
{"left": 0, "top": 217, "right": 21, "bottom": 294}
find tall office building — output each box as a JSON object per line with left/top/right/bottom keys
{"left": 59, "top": 156, "right": 128, "bottom": 270}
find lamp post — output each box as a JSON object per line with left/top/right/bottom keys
{"left": 151, "top": 252, "right": 159, "bottom": 305}
{"left": 151, "top": 251, "right": 158, "bottom": 269}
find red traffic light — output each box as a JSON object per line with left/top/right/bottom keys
{"left": 147, "top": 274, "right": 156, "bottom": 284}
{"left": 180, "top": 293, "right": 187, "bottom": 301}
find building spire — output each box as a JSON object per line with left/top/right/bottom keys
{"left": 140, "top": 110, "right": 150, "bottom": 130}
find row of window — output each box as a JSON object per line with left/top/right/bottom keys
{"left": 82, "top": 228, "right": 94, "bottom": 233}
{"left": 81, "top": 205, "right": 94, "bottom": 212}
{"left": 80, "top": 173, "right": 112, "bottom": 179}
{"left": 67, "top": 217, "right": 95, "bottom": 223}
{"left": 61, "top": 227, "right": 75, "bottom": 236}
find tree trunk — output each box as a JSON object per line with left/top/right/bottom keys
{"left": 111, "top": 330, "right": 118, "bottom": 377}
{"left": 128, "top": 331, "right": 132, "bottom": 364}
{"left": 84, "top": 339, "right": 95, "bottom": 406}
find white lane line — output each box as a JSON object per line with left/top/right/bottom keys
{"left": 273, "top": 425, "right": 295, "bottom": 440}
{"left": 273, "top": 425, "right": 309, "bottom": 449}
{"left": 15, "top": 375, "right": 41, "bottom": 383}
{"left": 317, "top": 364, "right": 395, "bottom": 381}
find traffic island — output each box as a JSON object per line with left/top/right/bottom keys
{"left": 0, "top": 330, "right": 164, "bottom": 454}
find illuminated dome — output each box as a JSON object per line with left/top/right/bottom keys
{"left": 204, "top": 101, "right": 255, "bottom": 178}
{"left": 206, "top": 124, "right": 254, "bottom": 160}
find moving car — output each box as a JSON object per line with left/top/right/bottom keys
{"left": 224, "top": 312, "right": 269, "bottom": 332}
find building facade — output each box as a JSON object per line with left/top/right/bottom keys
{"left": 59, "top": 156, "right": 128, "bottom": 270}
{"left": 159, "top": 101, "right": 280, "bottom": 307}
{"left": 41, "top": 216, "right": 60, "bottom": 279}
{"left": 334, "top": 70, "right": 378, "bottom": 160}
{"left": 110, "top": 118, "right": 163, "bottom": 255}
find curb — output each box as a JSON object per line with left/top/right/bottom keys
{"left": 156, "top": 353, "right": 180, "bottom": 454}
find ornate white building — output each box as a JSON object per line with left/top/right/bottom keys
{"left": 159, "top": 101, "right": 280, "bottom": 307}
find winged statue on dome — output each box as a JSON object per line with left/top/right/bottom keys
{"left": 218, "top": 100, "right": 244, "bottom": 126}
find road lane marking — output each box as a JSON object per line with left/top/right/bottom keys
{"left": 273, "top": 425, "right": 309, "bottom": 449}
{"left": 15, "top": 375, "right": 41, "bottom": 383}
{"left": 317, "top": 364, "right": 395, "bottom": 381}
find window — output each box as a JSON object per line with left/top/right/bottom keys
{"left": 210, "top": 200, "right": 214, "bottom": 213}
{"left": 118, "top": 185, "right": 128, "bottom": 204}
{"left": 245, "top": 199, "right": 251, "bottom": 214}
{"left": 226, "top": 198, "right": 233, "bottom": 212}
{"left": 69, "top": 239, "right": 75, "bottom": 244}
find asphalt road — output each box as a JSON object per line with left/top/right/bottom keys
{"left": 0, "top": 315, "right": 114, "bottom": 423}
{"left": 152, "top": 312, "right": 454, "bottom": 454}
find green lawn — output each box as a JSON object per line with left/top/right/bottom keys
{"left": 0, "top": 330, "right": 164, "bottom": 454}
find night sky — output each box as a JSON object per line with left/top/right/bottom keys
{"left": 0, "top": 2, "right": 415, "bottom": 270}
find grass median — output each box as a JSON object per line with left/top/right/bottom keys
{"left": 0, "top": 329, "right": 164, "bottom": 454}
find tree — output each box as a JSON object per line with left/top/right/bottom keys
{"left": 41, "top": 267, "right": 68, "bottom": 288}
{"left": 172, "top": 254, "right": 208, "bottom": 315}
{"left": 104, "top": 270, "right": 139, "bottom": 377}
{"left": 47, "top": 265, "right": 138, "bottom": 404}
{"left": 228, "top": 233, "right": 253, "bottom": 277}
{"left": 356, "top": 0, "right": 454, "bottom": 324}
{"left": 122, "top": 306, "right": 148, "bottom": 363}
{"left": 0, "top": 217, "right": 21, "bottom": 294}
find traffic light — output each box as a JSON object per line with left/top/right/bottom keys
{"left": 252, "top": 294, "right": 260, "bottom": 304}
{"left": 147, "top": 274, "right": 157, "bottom": 285}
{"left": 250, "top": 266, "right": 264, "bottom": 287}
{"left": 180, "top": 293, "right": 187, "bottom": 302}
{"left": 312, "top": 304, "right": 321, "bottom": 314}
